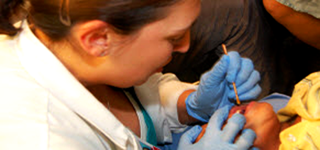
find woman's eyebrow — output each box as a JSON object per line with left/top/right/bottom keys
{"left": 171, "top": 29, "right": 188, "bottom": 36}
{"left": 171, "top": 24, "right": 192, "bottom": 35}
{"left": 172, "top": 20, "right": 197, "bottom": 34}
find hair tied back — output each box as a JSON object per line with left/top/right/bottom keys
{"left": 59, "top": 0, "right": 71, "bottom": 26}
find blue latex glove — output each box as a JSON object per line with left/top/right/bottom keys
{"left": 177, "top": 106, "right": 257, "bottom": 150}
{"left": 186, "top": 51, "right": 261, "bottom": 122}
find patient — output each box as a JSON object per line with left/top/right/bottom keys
{"left": 195, "top": 101, "right": 286, "bottom": 150}
{"left": 195, "top": 72, "right": 320, "bottom": 150}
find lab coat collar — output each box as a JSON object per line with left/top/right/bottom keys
{"left": 15, "top": 21, "right": 138, "bottom": 150}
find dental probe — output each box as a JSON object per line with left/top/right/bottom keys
{"left": 222, "top": 44, "right": 241, "bottom": 106}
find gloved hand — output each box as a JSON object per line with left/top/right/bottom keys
{"left": 178, "top": 105, "right": 257, "bottom": 150}
{"left": 186, "top": 51, "right": 261, "bottom": 122}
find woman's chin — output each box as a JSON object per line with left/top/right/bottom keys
{"left": 155, "top": 67, "right": 163, "bottom": 73}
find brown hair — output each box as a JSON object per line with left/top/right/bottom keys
{"left": 0, "top": 0, "right": 24, "bottom": 36}
{"left": 0, "top": 0, "right": 180, "bottom": 40}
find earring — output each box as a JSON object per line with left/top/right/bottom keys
{"left": 93, "top": 30, "right": 109, "bottom": 57}
{"left": 99, "top": 50, "right": 108, "bottom": 57}
{"left": 98, "top": 45, "right": 109, "bottom": 57}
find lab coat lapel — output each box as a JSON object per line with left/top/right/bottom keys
{"left": 15, "top": 21, "right": 139, "bottom": 150}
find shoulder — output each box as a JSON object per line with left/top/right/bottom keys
{"left": 0, "top": 70, "right": 50, "bottom": 149}
{"left": 0, "top": 33, "right": 25, "bottom": 70}
{"left": 0, "top": 41, "right": 49, "bottom": 134}
{"left": 0, "top": 71, "right": 108, "bottom": 150}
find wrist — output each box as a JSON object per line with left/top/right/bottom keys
{"left": 177, "top": 89, "right": 200, "bottom": 125}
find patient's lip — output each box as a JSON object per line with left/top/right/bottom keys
{"left": 244, "top": 101, "right": 256, "bottom": 115}
{"left": 229, "top": 104, "right": 248, "bottom": 117}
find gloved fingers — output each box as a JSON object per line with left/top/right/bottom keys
{"left": 226, "top": 51, "right": 241, "bottom": 82}
{"left": 203, "top": 55, "right": 230, "bottom": 84}
{"left": 205, "top": 105, "right": 232, "bottom": 133}
{"left": 238, "top": 84, "right": 262, "bottom": 100}
{"left": 179, "top": 125, "right": 203, "bottom": 145}
{"left": 185, "top": 92, "right": 210, "bottom": 122}
{"left": 237, "top": 70, "right": 260, "bottom": 95}
{"left": 234, "top": 58, "right": 254, "bottom": 86}
{"left": 235, "top": 129, "right": 257, "bottom": 150}
{"left": 217, "top": 89, "right": 235, "bottom": 108}
{"left": 221, "top": 113, "right": 246, "bottom": 142}
{"left": 228, "top": 70, "right": 260, "bottom": 100}
{"left": 250, "top": 147, "right": 260, "bottom": 150}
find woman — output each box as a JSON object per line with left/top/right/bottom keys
{"left": 0, "top": 0, "right": 261, "bottom": 149}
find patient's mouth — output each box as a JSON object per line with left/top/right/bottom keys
{"left": 229, "top": 104, "right": 248, "bottom": 118}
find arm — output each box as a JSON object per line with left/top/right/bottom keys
{"left": 263, "top": 0, "right": 320, "bottom": 49}
{"left": 182, "top": 52, "right": 261, "bottom": 122}
{"left": 177, "top": 89, "right": 199, "bottom": 124}
{"left": 135, "top": 52, "right": 261, "bottom": 143}
{"left": 134, "top": 73, "right": 198, "bottom": 144}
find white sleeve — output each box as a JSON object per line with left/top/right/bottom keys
{"left": 276, "top": 0, "right": 320, "bottom": 19}
{"left": 134, "top": 73, "right": 198, "bottom": 144}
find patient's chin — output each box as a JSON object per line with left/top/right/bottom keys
{"left": 250, "top": 120, "right": 281, "bottom": 150}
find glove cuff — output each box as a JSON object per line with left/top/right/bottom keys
{"left": 185, "top": 92, "right": 209, "bottom": 122}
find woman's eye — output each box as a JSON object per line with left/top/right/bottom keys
{"left": 169, "top": 35, "right": 185, "bottom": 44}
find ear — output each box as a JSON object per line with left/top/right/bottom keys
{"left": 74, "top": 20, "right": 110, "bottom": 57}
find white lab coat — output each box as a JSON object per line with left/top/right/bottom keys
{"left": 0, "top": 21, "right": 197, "bottom": 150}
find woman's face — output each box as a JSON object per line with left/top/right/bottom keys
{"left": 230, "top": 102, "right": 281, "bottom": 149}
{"left": 105, "top": 0, "right": 201, "bottom": 87}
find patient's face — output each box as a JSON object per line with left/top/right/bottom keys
{"left": 230, "top": 101, "right": 281, "bottom": 149}
{"left": 196, "top": 102, "right": 281, "bottom": 149}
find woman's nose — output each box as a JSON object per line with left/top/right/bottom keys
{"left": 173, "top": 31, "right": 190, "bottom": 53}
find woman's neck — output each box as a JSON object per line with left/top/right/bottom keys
{"left": 87, "top": 85, "right": 141, "bottom": 137}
